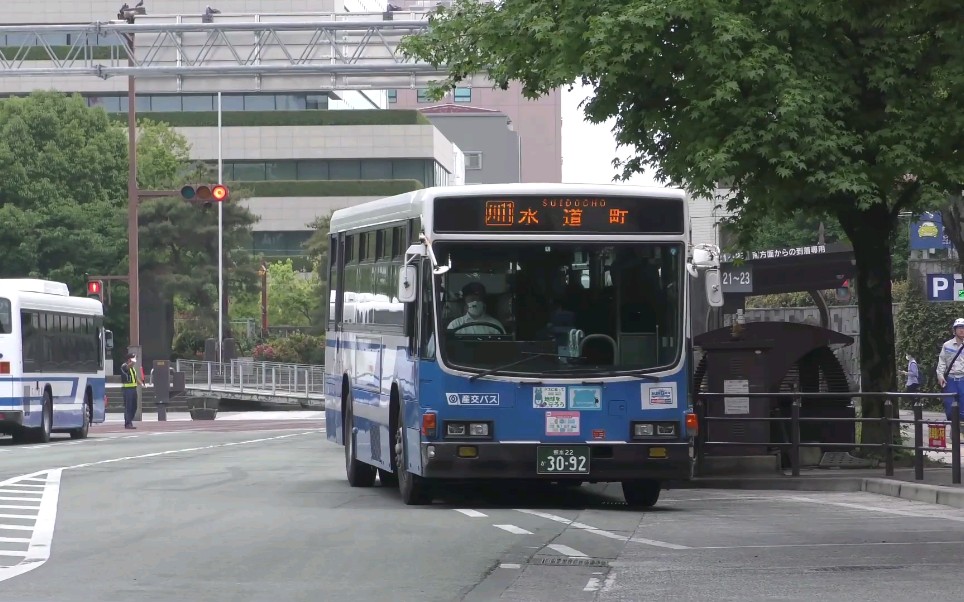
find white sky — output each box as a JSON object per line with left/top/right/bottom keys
{"left": 561, "top": 83, "right": 661, "bottom": 187}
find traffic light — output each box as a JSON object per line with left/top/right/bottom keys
{"left": 86, "top": 279, "right": 104, "bottom": 303}
{"left": 180, "top": 184, "right": 230, "bottom": 209}
{"left": 835, "top": 279, "right": 851, "bottom": 303}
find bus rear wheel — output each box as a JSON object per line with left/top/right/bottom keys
{"left": 395, "top": 417, "right": 432, "bottom": 505}
{"left": 621, "top": 479, "right": 661, "bottom": 508}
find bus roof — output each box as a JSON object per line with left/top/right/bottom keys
{"left": 0, "top": 279, "right": 70, "bottom": 296}
{"left": 0, "top": 279, "right": 103, "bottom": 315}
{"left": 328, "top": 183, "right": 687, "bottom": 234}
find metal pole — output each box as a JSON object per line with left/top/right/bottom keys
{"left": 217, "top": 91, "right": 224, "bottom": 363}
{"left": 953, "top": 396, "right": 961, "bottom": 485}
{"left": 126, "top": 30, "right": 139, "bottom": 349}
{"left": 790, "top": 396, "right": 801, "bottom": 477}
{"left": 883, "top": 398, "right": 894, "bottom": 477}
{"left": 913, "top": 401, "right": 924, "bottom": 481}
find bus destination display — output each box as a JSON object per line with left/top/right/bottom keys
{"left": 433, "top": 195, "right": 684, "bottom": 234}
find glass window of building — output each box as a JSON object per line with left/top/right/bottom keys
{"left": 454, "top": 88, "right": 472, "bottom": 103}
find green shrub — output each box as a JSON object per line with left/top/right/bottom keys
{"left": 252, "top": 332, "right": 325, "bottom": 365}
{"left": 895, "top": 281, "right": 961, "bottom": 398}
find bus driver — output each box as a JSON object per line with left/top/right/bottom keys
{"left": 448, "top": 282, "right": 504, "bottom": 335}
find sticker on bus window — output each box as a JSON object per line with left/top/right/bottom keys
{"left": 568, "top": 386, "right": 602, "bottom": 410}
{"left": 446, "top": 393, "right": 500, "bottom": 406}
{"left": 533, "top": 387, "right": 566, "bottom": 409}
{"left": 546, "top": 411, "right": 580, "bottom": 435}
{"left": 642, "top": 382, "right": 677, "bottom": 410}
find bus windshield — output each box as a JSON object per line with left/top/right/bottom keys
{"left": 0, "top": 298, "right": 11, "bottom": 334}
{"left": 433, "top": 242, "right": 683, "bottom": 376}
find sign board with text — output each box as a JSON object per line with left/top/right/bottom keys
{"left": 926, "top": 274, "right": 964, "bottom": 302}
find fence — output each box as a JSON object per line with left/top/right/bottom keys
{"left": 175, "top": 359, "right": 325, "bottom": 398}
{"left": 695, "top": 390, "right": 961, "bottom": 484}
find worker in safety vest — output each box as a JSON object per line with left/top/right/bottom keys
{"left": 120, "top": 353, "right": 143, "bottom": 429}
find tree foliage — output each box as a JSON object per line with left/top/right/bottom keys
{"left": 401, "top": 0, "right": 964, "bottom": 442}
{"left": 0, "top": 92, "right": 259, "bottom": 360}
{"left": 231, "top": 259, "right": 320, "bottom": 328}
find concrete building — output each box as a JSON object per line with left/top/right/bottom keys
{"left": 0, "top": 0, "right": 465, "bottom": 260}
{"left": 418, "top": 104, "right": 521, "bottom": 184}
{"left": 388, "top": 0, "right": 563, "bottom": 183}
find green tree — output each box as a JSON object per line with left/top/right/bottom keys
{"left": 401, "top": 0, "right": 964, "bottom": 444}
{"left": 231, "top": 259, "right": 320, "bottom": 328}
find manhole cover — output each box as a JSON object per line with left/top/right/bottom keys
{"left": 818, "top": 452, "right": 876, "bottom": 469}
{"left": 811, "top": 565, "right": 904, "bottom": 573}
{"left": 534, "top": 557, "right": 610, "bottom": 567}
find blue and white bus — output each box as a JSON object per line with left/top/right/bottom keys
{"left": 0, "top": 279, "right": 108, "bottom": 443}
{"left": 324, "top": 184, "right": 723, "bottom": 506}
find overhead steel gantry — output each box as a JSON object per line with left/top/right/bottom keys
{"left": 0, "top": 12, "right": 483, "bottom": 91}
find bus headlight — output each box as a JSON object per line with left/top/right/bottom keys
{"left": 632, "top": 422, "right": 678, "bottom": 439}
{"left": 634, "top": 423, "right": 654, "bottom": 437}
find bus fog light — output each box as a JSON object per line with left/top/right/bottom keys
{"left": 427, "top": 445, "right": 436, "bottom": 459}
{"left": 469, "top": 423, "right": 488, "bottom": 436}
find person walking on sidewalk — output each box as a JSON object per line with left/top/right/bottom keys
{"left": 120, "top": 353, "right": 143, "bottom": 429}
{"left": 903, "top": 353, "right": 919, "bottom": 394}
{"left": 936, "top": 318, "right": 964, "bottom": 421}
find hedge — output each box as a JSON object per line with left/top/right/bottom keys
{"left": 895, "top": 280, "right": 961, "bottom": 394}
{"left": 110, "top": 109, "right": 430, "bottom": 128}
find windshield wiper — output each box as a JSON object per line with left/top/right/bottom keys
{"left": 467, "top": 352, "right": 564, "bottom": 382}
{"left": 542, "top": 367, "right": 661, "bottom": 381}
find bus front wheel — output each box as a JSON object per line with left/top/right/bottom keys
{"left": 395, "top": 419, "right": 432, "bottom": 505}
{"left": 344, "top": 397, "right": 377, "bottom": 487}
{"left": 621, "top": 479, "right": 661, "bottom": 508}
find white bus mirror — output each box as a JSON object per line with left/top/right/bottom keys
{"left": 705, "top": 268, "right": 724, "bottom": 307}
{"left": 398, "top": 265, "right": 418, "bottom": 303}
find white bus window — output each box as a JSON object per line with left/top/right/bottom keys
{"left": 0, "top": 298, "right": 11, "bottom": 334}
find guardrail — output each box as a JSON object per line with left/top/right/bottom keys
{"left": 175, "top": 359, "right": 325, "bottom": 398}
{"left": 695, "top": 391, "right": 962, "bottom": 484}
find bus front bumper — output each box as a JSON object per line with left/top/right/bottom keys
{"left": 419, "top": 441, "right": 691, "bottom": 481}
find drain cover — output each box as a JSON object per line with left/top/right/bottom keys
{"left": 818, "top": 452, "right": 876, "bottom": 469}
{"left": 534, "top": 557, "right": 610, "bottom": 567}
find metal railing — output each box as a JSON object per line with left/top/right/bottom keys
{"left": 695, "top": 391, "right": 962, "bottom": 484}
{"left": 175, "top": 359, "right": 325, "bottom": 398}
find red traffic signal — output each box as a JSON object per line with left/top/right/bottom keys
{"left": 87, "top": 280, "right": 104, "bottom": 302}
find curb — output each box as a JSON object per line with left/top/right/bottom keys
{"left": 861, "top": 478, "right": 964, "bottom": 510}
{"left": 668, "top": 475, "right": 964, "bottom": 511}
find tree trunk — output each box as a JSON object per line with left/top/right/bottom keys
{"left": 837, "top": 202, "right": 897, "bottom": 447}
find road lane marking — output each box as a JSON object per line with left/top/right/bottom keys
{"left": 455, "top": 509, "right": 487, "bottom": 518}
{"left": 515, "top": 509, "right": 690, "bottom": 550}
{"left": 0, "top": 496, "right": 41, "bottom": 503}
{"left": 547, "top": 544, "right": 587, "bottom": 557}
{"left": 0, "top": 469, "right": 60, "bottom": 582}
{"left": 697, "top": 540, "right": 964, "bottom": 550}
{"left": 0, "top": 525, "right": 32, "bottom": 531}
{"left": 494, "top": 525, "right": 533, "bottom": 535}
{"left": 602, "top": 572, "right": 617, "bottom": 592}
{"left": 785, "top": 495, "right": 964, "bottom": 522}
{"left": 499, "top": 563, "right": 522, "bottom": 569}
{"left": 583, "top": 577, "right": 601, "bottom": 592}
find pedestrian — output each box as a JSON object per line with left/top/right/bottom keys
{"left": 120, "top": 352, "right": 143, "bottom": 429}
{"left": 903, "top": 353, "right": 919, "bottom": 394}
{"left": 936, "top": 318, "right": 964, "bottom": 421}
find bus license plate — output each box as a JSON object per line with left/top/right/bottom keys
{"left": 536, "top": 446, "right": 590, "bottom": 474}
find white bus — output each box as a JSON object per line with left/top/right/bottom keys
{"left": 0, "top": 279, "right": 108, "bottom": 443}
{"left": 324, "top": 183, "right": 723, "bottom": 506}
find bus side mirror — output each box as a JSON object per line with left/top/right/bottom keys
{"left": 398, "top": 265, "right": 418, "bottom": 303}
{"left": 705, "top": 268, "right": 724, "bottom": 307}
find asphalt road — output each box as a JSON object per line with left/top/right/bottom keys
{"left": 2, "top": 421, "right": 964, "bottom": 602}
